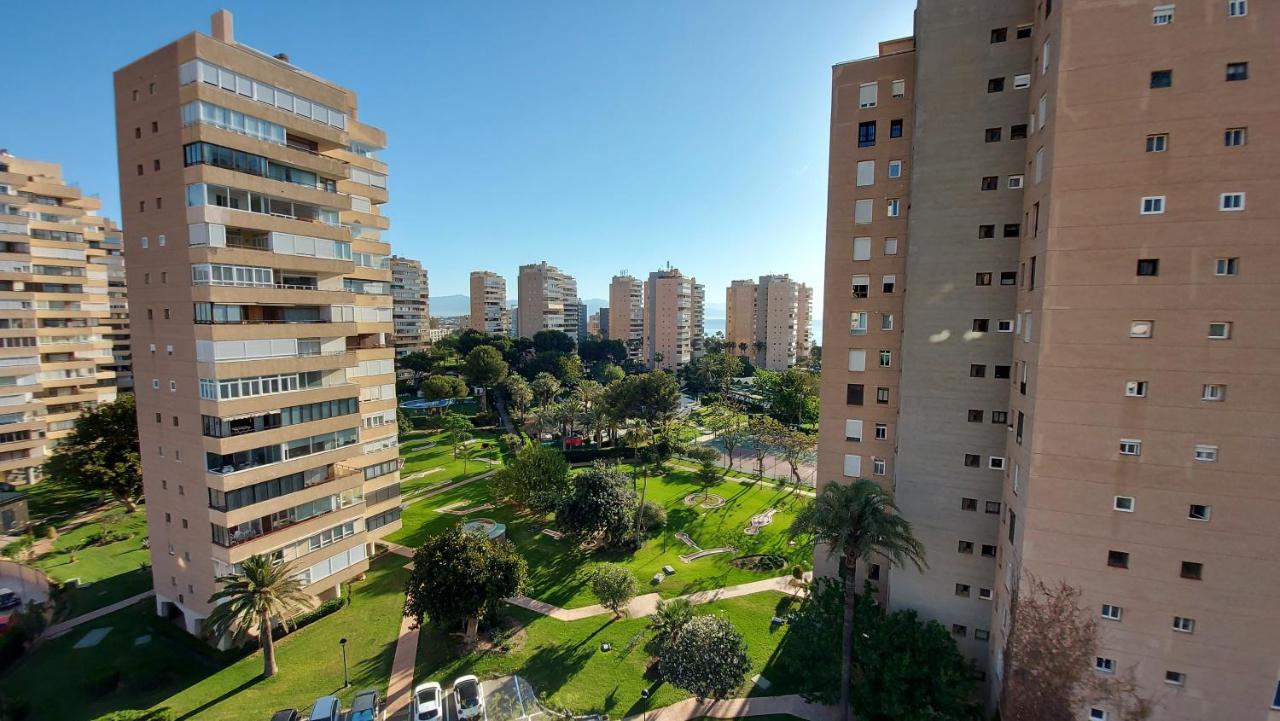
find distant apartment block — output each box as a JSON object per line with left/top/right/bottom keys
{"left": 642, "top": 266, "right": 703, "bottom": 371}
{"left": 819, "top": 2, "right": 1280, "bottom": 718}
{"left": 468, "top": 270, "right": 508, "bottom": 334}
{"left": 517, "top": 261, "right": 578, "bottom": 338}
{"left": 0, "top": 154, "right": 122, "bottom": 486}
{"left": 754, "top": 274, "right": 811, "bottom": 370}
{"left": 96, "top": 222, "right": 132, "bottom": 389}
{"left": 115, "top": 10, "right": 401, "bottom": 638}
{"left": 390, "top": 255, "right": 428, "bottom": 356}
{"left": 608, "top": 274, "right": 643, "bottom": 359}
{"left": 725, "top": 279, "right": 756, "bottom": 356}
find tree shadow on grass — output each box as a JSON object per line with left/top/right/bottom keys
{"left": 173, "top": 675, "right": 264, "bottom": 721}
{"left": 516, "top": 635, "right": 596, "bottom": 696}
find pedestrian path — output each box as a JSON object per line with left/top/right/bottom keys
{"left": 385, "top": 612, "right": 421, "bottom": 721}
{"left": 42, "top": 589, "right": 155, "bottom": 639}
{"left": 621, "top": 693, "right": 838, "bottom": 721}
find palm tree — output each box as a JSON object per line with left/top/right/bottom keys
{"left": 206, "top": 554, "right": 314, "bottom": 678}
{"left": 790, "top": 479, "right": 926, "bottom": 721}
{"left": 737, "top": 341, "right": 748, "bottom": 357}
{"left": 533, "top": 405, "right": 559, "bottom": 442}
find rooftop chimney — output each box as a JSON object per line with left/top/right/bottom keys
{"left": 211, "top": 9, "right": 234, "bottom": 43}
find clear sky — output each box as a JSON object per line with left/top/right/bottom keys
{"left": 0, "top": 1, "right": 915, "bottom": 332}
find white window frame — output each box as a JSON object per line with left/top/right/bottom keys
{"left": 854, "top": 199, "right": 874, "bottom": 225}
{"left": 847, "top": 349, "right": 866, "bottom": 371}
{"left": 1164, "top": 671, "right": 1185, "bottom": 687}
{"left": 845, "top": 419, "right": 864, "bottom": 442}
{"left": 856, "top": 160, "right": 876, "bottom": 187}
{"left": 886, "top": 198, "right": 901, "bottom": 217}
{"left": 1172, "top": 616, "right": 1196, "bottom": 632}
{"left": 1193, "top": 445, "right": 1219, "bottom": 462}
{"left": 1038, "top": 95, "right": 1047, "bottom": 129}
{"left": 1219, "top": 192, "right": 1245, "bottom": 211}
{"left": 853, "top": 236, "right": 872, "bottom": 261}
{"left": 1041, "top": 39, "right": 1051, "bottom": 75}
{"left": 1034, "top": 147, "right": 1045, "bottom": 184}
{"left": 1147, "top": 133, "right": 1168, "bottom": 152}
{"left": 1124, "top": 381, "right": 1148, "bottom": 397}
{"left": 1141, "top": 196, "right": 1165, "bottom": 214}
{"left": 880, "top": 313, "right": 894, "bottom": 331}
{"left": 888, "top": 159, "right": 903, "bottom": 179}
{"left": 883, "top": 237, "right": 898, "bottom": 255}
{"left": 1201, "top": 384, "right": 1225, "bottom": 401}
{"left": 850, "top": 312, "right": 868, "bottom": 336}
{"left": 1008, "top": 174, "right": 1024, "bottom": 189}
{"left": 1090, "top": 710, "right": 1108, "bottom": 721}
{"left": 1152, "top": 4, "right": 1175, "bottom": 25}
{"left": 1214, "top": 257, "right": 1238, "bottom": 276}
{"left": 891, "top": 79, "right": 906, "bottom": 98}
{"left": 1113, "top": 496, "right": 1135, "bottom": 512}
{"left": 1120, "top": 439, "right": 1142, "bottom": 456}
{"left": 989, "top": 456, "right": 1007, "bottom": 470}
{"left": 1224, "top": 127, "right": 1246, "bottom": 146}
{"left": 978, "top": 587, "right": 993, "bottom": 600}
{"left": 1095, "top": 657, "right": 1116, "bottom": 674}
{"left": 1013, "top": 73, "right": 1031, "bottom": 89}
{"left": 858, "top": 82, "right": 879, "bottom": 109}
{"left": 997, "top": 320, "right": 1014, "bottom": 333}
{"left": 872, "top": 457, "right": 887, "bottom": 476}
{"left": 1227, "top": 0, "right": 1247, "bottom": 17}
{"left": 843, "top": 454, "right": 862, "bottom": 477}
{"left": 1207, "top": 322, "right": 1231, "bottom": 339}
{"left": 1101, "top": 603, "right": 1123, "bottom": 620}
{"left": 1129, "top": 320, "right": 1154, "bottom": 338}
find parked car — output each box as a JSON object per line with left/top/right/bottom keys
{"left": 268, "top": 710, "right": 298, "bottom": 721}
{"left": 452, "top": 675, "right": 484, "bottom": 720}
{"left": 0, "top": 589, "right": 21, "bottom": 612}
{"left": 349, "top": 688, "right": 381, "bottom": 721}
{"left": 413, "top": 681, "right": 442, "bottom": 721}
{"left": 307, "top": 695, "right": 341, "bottom": 721}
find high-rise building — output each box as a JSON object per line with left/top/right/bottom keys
{"left": 690, "top": 280, "right": 706, "bottom": 359}
{"left": 390, "top": 255, "right": 428, "bottom": 357}
{"left": 795, "top": 283, "right": 813, "bottom": 364}
{"left": 96, "top": 221, "right": 133, "bottom": 390}
{"left": 115, "top": 10, "right": 401, "bottom": 638}
{"left": 597, "top": 306, "right": 610, "bottom": 339}
{"left": 0, "top": 153, "right": 121, "bottom": 486}
{"left": 517, "top": 262, "right": 578, "bottom": 338}
{"left": 754, "top": 274, "right": 811, "bottom": 371}
{"left": 725, "top": 279, "right": 757, "bottom": 357}
{"left": 608, "top": 274, "right": 643, "bottom": 359}
{"left": 468, "top": 270, "right": 508, "bottom": 334}
{"left": 575, "top": 300, "right": 588, "bottom": 342}
{"left": 586, "top": 312, "right": 600, "bottom": 337}
{"left": 642, "top": 267, "right": 699, "bottom": 371}
{"left": 819, "top": 2, "right": 1280, "bottom": 718}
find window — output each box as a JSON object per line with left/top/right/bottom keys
{"left": 968, "top": 410, "right": 984, "bottom": 423}
{"left": 134, "top": 127, "right": 142, "bottom": 139}
{"left": 856, "top": 160, "right": 875, "bottom": 187}
{"left": 975, "top": 629, "right": 990, "bottom": 642}
{"left": 1153, "top": 4, "right": 1175, "bottom": 24}
{"left": 846, "top": 384, "right": 864, "bottom": 405}
{"left": 972, "top": 319, "right": 990, "bottom": 332}
{"left": 1226, "top": 62, "right": 1248, "bottom": 81}
{"left": 884, "top": 237, "right": 898, "bottom": 255}
{"left": 1129, "top": 320, "right": 1154, "bottom": 338}
{"left": 1016, "top": 24, "right": 1033, "bottom": 39}
{"left": 874, "top": 423, "right": 887, "bottom": 440}
{"left": 151, "top": 120, "right": 159, "bottom": 133}
{"left": 1008, "top": 175, "right": 1024, "bottom": 189}
{"left": 1146, "top": 133, "right": 1168, "bottom": 152}
{"left": 1136, "top": 258, "right": 1159, "bottom": 276}
{"left": 851, "top": 312, "right": 868, "bottom": 335}
{"left": 1037, "top": 94, "right": 1047, "bottom": 129}
{"left": 868, "top": 564, "right": 881, "bottom": 580}
{"left": 1214, "top": 257, "right": 1238, "bottom": 276}
{"left": 1202, "top": 384, "right": 1226, "bottom": 401}
{"left": 1010, "top": 123, "right": 1028, "bottom": 139}
{"left": 976, "top": 272, "right": 993, "bottom": 286}
{"left": 854, "top": 200, "right": 874, "bottom": 225}
{"left": 958, "top": 540, "right": 975, "bottom": 554}
{"left": 978, "top": 588, "right": 993, "bottom": 600}
{"left": 889, "top": 119, "right": 903, "bottom": 138}
{"left": 1180, "top": 561, "right": 1203, "bottom": 580}
{"left": 1102, "top": 604, "right": 1123, "bottom": 620}
{"left": 1034, "top": 147, "right": 1044, "bottom": 183}
{"left": 978, "top": 224, "right": 995, "bottom": 239}
{"left": 1000, "top": 271, "right": 1017, "bottom": 285}
{"left": 1114, "top": 496, "right": 1135, "bottom": 512}
{"left": 876, "top": 387, "right": 890, "bottom": 404}
{"left": 1189, "top": 504, "right": 1211, "bottom": 521}
{"left": 1107, "top": 551, "right": 1130, "bottom": 569}
{"left": 970, "top": 364, "right": 987, "bottom": 378}
{"left": 848, "top": 349, "right": 865, "bottom": 372}
{"left": 1041, "top": 39, "right": 1051, "bottom": 74}
{"left": 1125, "top": 381, "right": 1148, "bottom": 397}
{"left": 1004, "top": 223, "right": 1021, "bottom": 237}
{"left": 981, "top": 544, "right": 997, "bottom": 558}
{"left": 858, "top": 82, "right": 878, "bottom": 108}
{"left": 891, "top": 79, "right": 905, "bottom": 98}
{"left": 1223, "top": 127, "right": 1247, "bottom": 147}
{"left": 992, "top": 411, "right": 1008, "bottom": 424}
{"left": 952, "top": 624, "right": 967, "bottom": 638}
{"left": 964, "top": 454, "right": 981, "bottom": 468}
{"left": 985, "top": 127, "right": 1002, "bottom": 142}
{"left": 886, "top": 198, "right": 901, "bottom": 217}
{"left": 1220, "top": 192, "right": 1245, "bottom": 211}
{"left": 1151, "top": 69, "right": 1172, "bottom": 88}
{"left": 994, "top": 365, "right": 1011, "bottom": 379}
{"left": 991, "top": 27, "right": 1008, "bottom": 43}
{"left": 985, "top": 501, "right": 1001, "bottom": 514}
{"left": 1013, "top": 74, "right": 1031, "bottom": 89}
{"left": 988, "top": 77, "right": 1005, "bottom": 93}
{"left": 1165, "top": 671, "right": 1186, "bottom": 686}
{"left": 961, "top": 498, "right": 978, "bottom": 511}
{"left": 1207, "top": 322, "right": 1231, "bottom": 339}
{"left": 843, "top": 454, "right": 862, "bottom": 477}
{"left": 1193, "top": 445, "right": 1218, "bottom": 462}
{"left": 872, "top": 457, "right": 886, "bottom": 475}
{"left": 1172, "top": 616, "right": 1196, "bottom": 634}
{"left": 852, "top": 275, "right": 869, "bottom": 299}
{"left": 982, "top": 176, "right": 999, "bottom": 191}
{"left": 888, "top": 160, "right": 903, "bottom": 178}
{"left": 955, "top": 583, "right": 971, "bottom": 597}
{"left": 845, "top": 419, "right": 863, "bottom": 442}
{"left": 882, "top": 275, "right": 896, "bottom": 293}
{"left": 858, "top": 121, "right": 876, "bottom": 147}
{"left": 990, "top": 457, "right": 1006, "bottom": 470}
{"left": 1228, "top": 0, "right": 1247, "bottom": 16}
{"left": 853, "top": 236, "right": 872, "bottom": 260}
{"left": 1119, "top": 439, "right": 1142, "bottom": 456}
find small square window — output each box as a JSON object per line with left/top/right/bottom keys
{"left": 868, "top": 563, "right": 881, "bottom": 580}
{"left": 888, "top": 160, "right": 903, "bottom": 178}
{"left": 1180, "top": 561, "right": 1203, "bottom": 580}
{"left": 999, "top": 271, "right": 1017, "bottom": 285}
{"left": 1224, "top": 127, "right": 1247, "bottom": 146}
{"left": 1125, "top": 381, "right": 1148, "bottom": 397}
{"left": 985, "top": 127, "right": 1002, "bottom": 142}
{"left": 1101, "top": 604, "right": 1123, "bottom": 620}
{"left": 876, "top": 387, "right": 889, "bottom": 404}
{"left": 980, "top": 544, "right": 997, "bottom": 558}
{"left": 880, "top": 313, "right": 894, "bottom": 331}
{"left": 996, "top": 320, "right": 1014, "bottom": 333}
{"left": 985, "top": 501, "right": 1001, "bottom": 514}
{"left": 1193, "top": 445, "right": 1218, "bottom": 462}
{"left": 169, "top": 380, "right": 177, "bottom": 391}
{"left": 1007, "top": 175, "right": 1024, "bottom": 189}
{"left": 1226, "top": 62, "right": 1248, "bottom": 81}
{"left": 964, "top": 454, "right": 981, "bottom": 468}
{"left": 990, "top": 457, "right": 1006, "bottom": 471}
{"left": 1002, "top": 223, "right": 1021, "bottom": 238}
{"left": 1201, "top": 384, "right": 1226, "bottom": 401}
{"left": 961, "top": 498, "right": 978, "bottom": 511}
{"left": 1165, "top": 671, "right": 1186, "bottom": 686}
{"left": 972, "top": 319, "right": 990, "bottom": 333}
{"left": 1146, "top": 134, "right": 1168, "bottom": 152}
{"left": 1119, "top": 439, "right": 1142, "bottom": 456}
{"left": 994, "top": 365, "right": 1010, "bottom": 379}
{"left": 1107, "top": 551, "right": 1130, "bottom": 569}
{"left": 991, "top": 27, "right": 1008, "bottom": 43}
{"left": 872, "top": 457, "right": 886, "bottom": 476}
{"left": 974, "top": 629, "right": 990, "bottom": 641}
{"left": 981, "top": 176, "right": 999, "bottom": 191}
{"left": 978, "top": 224, "right": 995, "bottom": 239}
{"left": 878, "top": 350, "right": 892, "bottom": 367}
{"left": 1016, "top": 24, "right": 1033, "bottom": 39}
{"left": 978, "top": 588, "right": 993, "bottom": 600}
{"left": 958, "top": 540, "right": 975, "bottom": 554}
{"left": 1013, "top": 73, "right": 1031, "bottom": 89}
{"left": 134, "top": 127, "right": 142, "bottom": 139}
{"left": 1089, "top": 710, "right": 1108, "bottom": 721}
{"left": 1141, "top": 196, "right": 1165, "bottom": 214}
{"left": 1219, "top": 192, "right": 1245, "bottom": 211}
{"left": 1208, "top": 322, "right": 1231, "bottom": 339}
{"left": 1215, "top": 257, "right": 1239, "bottom": 276}
{"left": 858, "top": 82, "right": 878, "bottom": 109}
{"left": 889, "top": 119, "right": 903, "bottom": 138}
{"left": 152, "top": 379, "right": 160, "bottom": 390}
{"left": 1114, "top": 496, "right": 1135, "bottom": 512}
{"left": 1172, "top": 616, "right": 1196, "bottom": 632}
{"left": 951, "top": 624, "right": 967, "bottom": 637}
{"left": 1150, "top": 69, "right": 1173, "bottom": 88}
{"left": 955, "top": 583, "right": 971, "bottom": 597}
{"left": 968, "top": 409, "right": 985, "bottom": 423}
{"left": 1188, "top": 504, "right": 1211, "bottom": 522}
{"left": 857, "top": 121, "right": 877, "bottom": 148}
{"left": 151, "top": 121, "right": 158, "bottom": 133}
{"left": 1010, "top": 123, "right": 1028, "bottom": 139}
{"left": 970, "top": 364, "right": 987, "bottom": 378}
{"left": 882, "top": 276, "right": 896, "bottom": 293}
{"left": 1153, "top": 5, "right": 1175, "bottom": 24}
{"left": 988, "top": 77, "right": 1005, "bottom": 93}
{"left": 886, "top": 198, "right": 901, "bottom": 217}
{"left": 891, "top": 79, "right": 905, "bottom": 98}
{"left": 1228, "top": 0, "right": 1247, "bottom": 17}
{"left": 883, "top": 237, "right": 898, "bottom": 255}
{"left": 1137, "top": 258, "right": 1159, "bottom": 276}
{"left": 976, "top": 272, "right": 993, "bottom": 286}
{"left": 1129, "top": 320, "right": 1154, "bottom": 338}
{"left": 874, "top": 423, "right": 887, "bottom": 440}
{"left": 991, "top": 411, "right": 1008, "bottom": 424}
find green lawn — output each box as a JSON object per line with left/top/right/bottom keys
{"left": 15, "top": 475, "right": 111, "bottom": 525}
{"left": 399, "top": 431, "right": 501, "bottom": 496}
{"left": 29, "top": 507, "right": 152, "bottom": 617}
{"left": 3, "top": 555, "right": 408, "bottom": 721}
{"left": 387, "top": 465, "right": 812, "bottom": 609}
{"left": 416, "top": 591, "right": 801, "bottom": 717}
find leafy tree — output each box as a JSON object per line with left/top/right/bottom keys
{"left": 682, "top": 353, "right": 742, "bottom": 397}
{"left": 589, "top": 564, "right": 638, "bottom": 616}
{"left": 790, "top": 480, "right": 927, "bottom": 721}
{"left": 420, "top": 374, "right": 468, "bottom": 401}
{"left": 746, "top": 415, "right": 783, "bottom": 480}
{"left": 206, "top": 554, "right": 314, "bottom": 678}
{"left": 500, "top": 375, "right": 534, "bottom": 423}
{"left": 658, "top": 614, "right": 752, "bottom": 701}
{"left": 594, "top": 362, "right": 625, "bottom": 385}
{"left": 755, "top": 367, "right": 819, "bottom": 425}
{"left": 397, "top": 351, "right": 435, "bottom": 385}
{"left": 43, "top": 394, "right": 142, "bottom": 512}
{"left": 579, "top": 337, "right": 628, "bottom": 366}
{"left": 492, "top": 444, "right": 571, "bottom": 515}
{"left": 397, "top": 408, "right": 414, "bottom": 437}
{"left": 463, "top": 345, "right": 509, "bottom": 389}
{"left": 532, "top": 405, "right": 559, "bottom": 442}
{"left": 532, "top": 329, "right": 576, "bottom": 354}
{"left": 404, "top": 526, "right": 527, "bottom": 642}
{"left": 767, "top": 425, "right": 816, "bottom": 485}
{"left": 441, "top": 412, "right": 474, "bottom": 459}
{"left": 530, "top": 372, "right": 561, "bottom": 408}
{"left": 604, "top": 371, "right": 680, "bottom": 430}
{"left": 720, "top": 427, "right": 747, "bottom": 469}
{"left": 557, "top": 462, "right": 636, "bottom": 547}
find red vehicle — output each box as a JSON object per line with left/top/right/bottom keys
{"left": 564, "top": 436, "right": 584, "bottom": 448}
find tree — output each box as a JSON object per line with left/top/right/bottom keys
{"left": 500, "top": 375, "right": 533, "bottom": 423}
{"left": 589, "top": 564, "right": 638, "bottom": 617}
{"left": 492, "top": 444, "right": 571, "bottom": 515}
{"left": 720, "top": 427, "right": 747, "bottom": 469}
{"left": 464, "top": 346, "right": 509, "bottom": 411}
{"left": 206, "top": 554, "right": 314, "bottom": 678}
{"left": 1001, "top": 577, "right": 1153, "bottom": 721}
{"left": 746, "top": 415, "right": 783, "bottom": 480}
{"left": 737, "top": 341, "right": 749, "bottom": 357}
{"left": 531, "top": 372, "right": 561, "bottom": 408}
{"left": 397, "top": 408, "right": 414, "bottom": 437}
{"left": 532, "top": 405, "right": 559, "bottom": 442}
{"left": 557, "top": 462, "right": 636, "bottom": 547}
{"left": 604, "top": 371, "right": 680, "bottom": 430}
{"left": 648, "top": 598, "right": 695, "bottom": 648}
{"left": 441, "top": 412, "right": 474, "bottom": 459}
{"left": 43, "top": 394, "right": 142, "bottom": 512}
{"left": 594, "top": 362, "right": 625, "bottom": 385}
{"left": 532, "top": 329, "right": 576, "bottom": 354}
{"left": 397, "top": 351, "right": 436, "bottom": 385}
{"left": 579, "top": 337, "right": 628, "bottom": 366}
{"left": 404, "top": 526, "right": 527, "bottom": 642}
{"left": 790, "top": 480, "right": 927, "bottom": 721}
{"left": 767, "top": 425, "right": 816, "bottom": 485}
{"left": 420, "top": 374, "right": 468, "bottom": 401}
{"left": 658, "top": 614, "right": 752, "bottom": 701}
{"left": 755, "top": 367, "right": 819, "bottom": 425}
{"left": 683, "top": 353, "right": 742, "bottom": 397}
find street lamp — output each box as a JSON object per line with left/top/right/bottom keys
{"left": 339, "top": 637, "right": 350, "bottom": 688}
{"left": 640, "top": 688, "right": 650, "bottom": 721}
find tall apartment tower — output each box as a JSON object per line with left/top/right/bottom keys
{"left": 754, "top": 274, "right": 810, "bottom": 371}
{"left": 114, "top": 10, "right": 402, "bottom": 638}
{"left": 819, "top": 2, "right": 1280, "bottom": 718}
{"left": 468, "top": 270, "right": 508, "bottom": 334}
{"left": 0, "top": 154, "right": 120, "bottom": 486}
{"left": 642, "top": 267, "right": 699, "bottom": 371}
{"left": 794, "top": 282, "right": 813, "bottom": 364}
{"left": 517, "top": 262, "right": 578, "bottom": 338}
{"left": 608, "top": 274, "right": 643, "bottom": 359}
{"left": 96, "top": 221, "right": 133, "bottom": 389}
{"left": 725, "top": 279, "right": 757, "bottom": 356}
{"left": 390, "top": 255, "right": 428, "bottom": 357}
{"left": 690, "top": 281, "right": 706, "bottom": 359}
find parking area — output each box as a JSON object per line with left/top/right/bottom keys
{"left": 394, "top": 676, "right": 551, "bottom": 721}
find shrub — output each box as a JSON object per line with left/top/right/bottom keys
{"left": 590, "top": 564, "right": 639, "bottom": 616}
{"left": 792, "top": 564, "right": 806, "bottom": 579}
{"left": 291, "top": 597, "right": 345, "bottom": 632}
{"left": 84, "top": 529, "right": 130, "bottom": 547}
{"left": 658, "top": 614, "right": 751, "bottom": 700}
{"left": 85, "top": 669, "right": 121, "bottom": 699}
{"left": 562, "top": 445, "right": 636, "bottom": 464}
{"left": 0, "top": 536, "right": 33, "bottom": 559}
{"left": 38, "top": 525, "right": 57, "bottom": 541}
{"left": 0, "top": 627, "right": 29, "bottom": 673}
{"left": 91, "top": 711, "right": 174, "bottom": 721}
{"left": 636, "top": 501, "right": 667, "bottom": 532}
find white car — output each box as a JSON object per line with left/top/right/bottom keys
{"left": 452, "top": 675, "right": 484, "bottom": 720}
{"left": 413, "top": 681, "right": 442, "bottom": 721}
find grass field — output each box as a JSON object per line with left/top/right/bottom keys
{"left": 399, "top": 430, "right": 502, "bottom": 496}
{"left": 387, "top": 464, "right": 812, "bottom": 609}
{"left": 28, "top": 507, "right": 152, "bottom": 617}
{"left": 415, "top": 591, "right": 801, "bottom": 716}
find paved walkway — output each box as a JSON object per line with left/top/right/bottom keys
{"left": 385, "top": 612, "right": 421, "bottom": 721}
{"left": 507, "top": 573, "right": 808, "bottom": 622}
{"left": 622, "top": 693, "right": 838, "bottom": 721}
{"left": 42, "top": 589, "right": 155, "bottom": 639}
{"left": 401, "top": 468, "right": 497, "bottom": 506}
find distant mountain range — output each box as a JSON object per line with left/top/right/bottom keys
{"left": 430, "top": 294, "right": 726, "bottom": 319}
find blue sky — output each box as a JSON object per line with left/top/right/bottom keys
{"left": 1, "top": 1, "right": 914, "bottom": 330}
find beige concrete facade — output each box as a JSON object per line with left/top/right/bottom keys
{"left": 517, "top": 261, "right": 578, "bottom": 339}
{"left": 0, "top": 154, "right": 121, "bottom": 486}
{"left": 609, "top": 274, "right": 644, "bottom": 359}
{"left": 795, "top": 283, "right": 812, "bottom": 363}
{"left": 642, "top": 267, "right": 700, "bottom": 371}
{"left": 114, "top": 10, "right": 400, "bottom": 638}
{"left": 725, "top": 279, "right": 756, "bottom": 357}
{"left": 391, "top": 255, "right": 428, "bottom": 356}
{"left": 468, "top": 270, "right": 508, "bottom": 334}
{"left": 96, "top": 222, "right": 132, "bottom": 390}
{"left": 753, "top": 274, "right": 811, "bottom": 371}
{"left": 820, "top": 2, "right": 1280, "bottom": 718}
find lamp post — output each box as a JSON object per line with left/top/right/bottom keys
{"left": 339, "top": 637, "right": 349, "bottom": 688}
{"left": 641, "top": 688, "right": 650, "bottom": 721}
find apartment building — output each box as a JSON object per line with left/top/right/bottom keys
{"left": 725, "top": 279, "right": 756, "bottom": 356}
{"left": 597, "top": 306, "right": 610, "bottom": 338}
{"left": 517, "top": 262, "right": 578, "bottom": 339}
{"left": 390, "top": 255, "right": 428, "bottom": 356}
{"left": 608, "top": 274, "right": 643, "bottom": 359}
{"left": 114, "top": 10, "right": 401, "bottom": 639}
{"left": 575, "top": 301, "right": 588, "bottom": 342}
{"left": 642, "top": 267, "right": 702, "bottom": 371}
{"left": 753, "top": 274, "right": 812, "bottom": 371}
{"left": 0, "top": 154, "right": 120, "bottom": 486}
{"left": 468, "top": 270, "right": 508, "bottom": 334}
{"left": 690, "top": 281, "right": 706, "bottom": 358}
{"left": 96, "top": 222, "right": 132, "bottom": 389}
{"left": 795, "top": 283, "right": 813, "bottom": 364}
{"left": 819, "top": 1, "right": 1280, "bottom": 718}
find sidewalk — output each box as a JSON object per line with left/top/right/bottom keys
{"left": 507, "top": 573, "right": 808, "bottom": 622}
{"left": 622, "top": 693, "right": 838, "bottom": 721}
{"left": 42, "top": 589, "right": 155, "bottom": 639}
